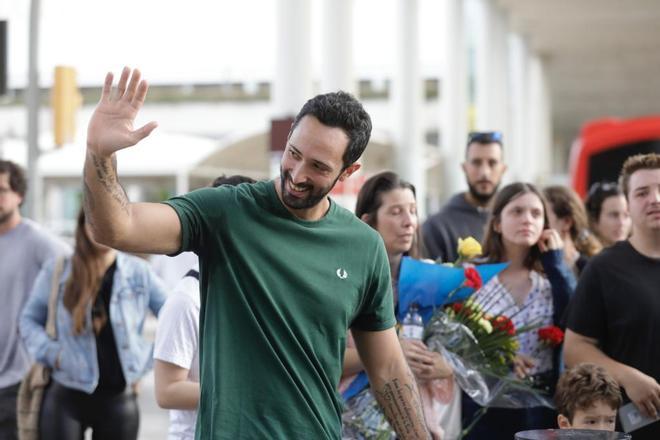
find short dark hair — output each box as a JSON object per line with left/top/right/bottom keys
{"left": 0, "top": 160, "right": 28, "bottom": 199}
{"left": 210, "top": 174, "right": 256, "bottom": 188}
{"left": 465, "top": 131, "right": 504, "bottom": 158}
{"left": 355, "top": 171, "right": 421, "bottom": 259}
{"left": 619, "top": 153, "right": 660, "bottom": 198}
{"left": 555, "top": 363, "right": 622, "bottom": 423}
{"left": 290, "top": 91, "right": 372, "bottom": 168}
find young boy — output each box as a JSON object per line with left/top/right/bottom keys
{"left": 555, "top": 363, "right": 622, "bottom": 431}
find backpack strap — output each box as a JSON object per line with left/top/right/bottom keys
{"left": 45, "top": 257, "right": 65, "bottom": 340}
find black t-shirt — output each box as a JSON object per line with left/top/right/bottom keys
{"left": 568, "top": 241, "right": 660, "bottom": 439}
{"left": 92, "top": 260, "right": 127, "bottom": 395}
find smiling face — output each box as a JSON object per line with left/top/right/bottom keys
{"left": 595, "top": 194, "right": 631, "bottom": 245}
{"left": 626, "top": 168, "right": 660, "bottom": 234}
{"left": 278, "top": 115, "right": 359, "bottom": 218}
{"left": 497, "top": 192, "right": 546, "bottom": 250}
{"left": 371, "top": 188, "right": 418, "bottom": 257}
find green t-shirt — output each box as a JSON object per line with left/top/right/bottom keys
{"left": 164, "top": 180, "right": 395, "bottom": 439}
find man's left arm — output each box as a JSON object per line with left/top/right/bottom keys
{"left": 353, "top": 327, "right": 431, "bottom": 440}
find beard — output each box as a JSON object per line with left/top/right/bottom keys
{"left": 0, "top": 210, "right": 13, "bottom": 226}
{"left": 467, "top": 179, "right": 499, "bottom": 204}
{"left": 279, "top": 168, "right": 341, "bottom": 210}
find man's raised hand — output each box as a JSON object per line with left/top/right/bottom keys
{"left": 87, "top": 67, "right": 158, "bottom": 158}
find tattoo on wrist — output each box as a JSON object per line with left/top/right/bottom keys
{"left": 86, "top": 152, "right": 130, "bottom": 214}
{"left": 375, "top": 373, "right": 429, "bottom": 439}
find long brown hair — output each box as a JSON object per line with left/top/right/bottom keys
{"left": 355, "top": 171, "right": 422, "bottom": 259}
{"left": 544, "top": 185, "right": 602, "bottom": 257}
{"left": 63, "top": 209, "right": 110, "bottom": 335}
{"left": 481, "top": 182, "right": 549, "bottom": 272}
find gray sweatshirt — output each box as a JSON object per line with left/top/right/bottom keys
{"left": 0, "top": 218, "right": 70, "bottom": 388}
{"left": 422, "top": 193, "right": 490, "bottom": 263}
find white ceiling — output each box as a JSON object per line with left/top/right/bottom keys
{"left": 496, "top": 0, "right": 660, "bottom": 147}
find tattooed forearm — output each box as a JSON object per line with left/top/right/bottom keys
{"left": 374, "top": 372, "right": 429, "bottom": 439}
{"left": 82, "top": 180, "right": 95, "bottom": 225}
{"left": 86, "top": 151, "right": 130, "bottom": 214}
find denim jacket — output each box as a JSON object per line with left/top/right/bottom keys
{"left": 20, "top": 252, "right": 167, "bottom": 394}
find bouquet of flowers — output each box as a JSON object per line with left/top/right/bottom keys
{"left": 421, "top": 238, "right": 555, "bottom": 413}
{"left": 341, "top": 238, "right": 509, "bottom": 439}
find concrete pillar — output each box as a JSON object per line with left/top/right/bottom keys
{"left": 439, "top": 0, "right": 468, "bottom": 198}
{"left": 468, "top": 0, "right": 509, "bottom": 134}
{"left": 272, "top": 0, "right": 312, "bottom": 119}
{"left": 176, "top": 171, "right": 189, "bottom": 196}
{"left": 526, "top": 54, "right": 553, "bottom": 184}
{"left": 271, "top": 0, "right": 312, "bottom": 178}
{"left": 320, "top": 0, "right": 355, "bottom": 95}
{"left": 507, "top": 32, "right": 529, "bottom": 183}
{"left": 393, "top": 0, "right": 426, "bottom": 217}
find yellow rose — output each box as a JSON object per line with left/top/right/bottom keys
{"left": 457, "top": 237, "right": 482, "bottom": 260}
{"left": 478, "top": 318, "right": 493, "bottom": 334}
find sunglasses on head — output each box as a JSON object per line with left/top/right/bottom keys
{"left": 587, "top": 181, "right": 619, "bottom": 199}
{"left": 467, "top": 131, "right": 503, "bottom": 145}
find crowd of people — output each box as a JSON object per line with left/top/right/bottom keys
{"left": 1, "top": 66, "right": 659, "bottom": 440}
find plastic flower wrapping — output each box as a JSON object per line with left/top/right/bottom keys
{"left": 342, "top": 237, "right": 554, "bottom": 438}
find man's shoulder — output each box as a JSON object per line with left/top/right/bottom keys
{"left": 19, "top": 219, "right": 71, "bottom": 254}
{"left": 167, "top": 180, "right": 271, "bottom": 218}
{"left": 331, "top": 202, "right": 382, "bottom": 243}
{"left": 587, "top": 241, "right": 632, "bottom": 268}
{"left": 187, "top": 180, "right": 268, "bottom": 203}
{"left": 425, "top": 193, "right": 469, "bottom": 225}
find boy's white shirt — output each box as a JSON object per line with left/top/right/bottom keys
{"left": 154, "top": 263, "right": 200, "bottom": 440}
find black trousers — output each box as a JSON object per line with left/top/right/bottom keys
{"left": 39, "top": 381, "right": 139, "bottom": 440}
{"left": 0, "top": 382, "right": 20, "bottom": 440}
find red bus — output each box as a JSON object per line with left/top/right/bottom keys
{"left": 570, "top": 116, "right": 660, "bottom": 198}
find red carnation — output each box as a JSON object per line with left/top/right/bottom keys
{"left": 492, "top": 315, "right": 515, "bottom": 336}
{"left": 464, "top": 267, "right": 483, "bottom": 290}
{"left": 538, "top": 326, "right": 564, "bottom": 347}
{"left": 451, "top": 302, "right": 463, "bottom": 314}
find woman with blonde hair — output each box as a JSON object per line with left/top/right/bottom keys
{"left": 544, "top": 185, "right": 602, "bottom": 275}
{"left": 20, "top": 209, "right": 166, "bottom": 439}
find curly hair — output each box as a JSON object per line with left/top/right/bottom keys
{"left": 554, "top": 363, "right": 622, "bottom": 422}
{"left": 289, "top": 91, "right": 372, "bottom": 168}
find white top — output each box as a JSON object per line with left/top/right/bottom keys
{"left": 154, "top": 265, "right": 200, "bottom": 440}
{"left": 150, "top": 252, "right": 199, "bottom": 289}
{"left": 473, "top": 271, "right": 554, "bottom": 375}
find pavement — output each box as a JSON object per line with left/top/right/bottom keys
{"left": 137, "top": 316, "right": 172, "bottom": 440}
{"left": 137, "top": 370, "right": 171, "bottom": 439}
